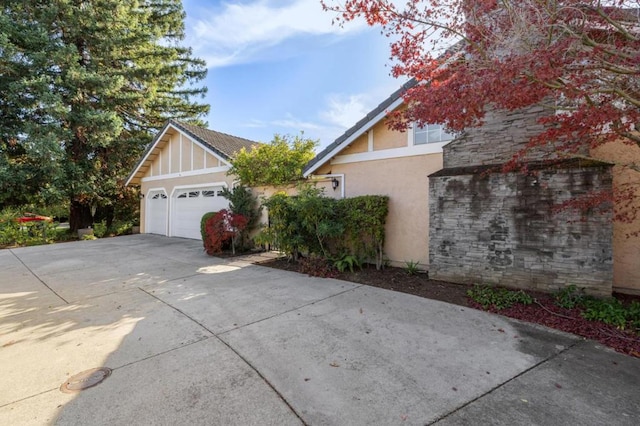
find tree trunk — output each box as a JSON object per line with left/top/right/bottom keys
{"left": 69, "top": 199, "right": 94, "bottom": 232}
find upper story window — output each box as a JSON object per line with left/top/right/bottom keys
{"left": 414, "top": 123, "right": 454, "bottom": 145}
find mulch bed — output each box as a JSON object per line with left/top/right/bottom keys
{"left": 260, "top": 257, "right": 640, "bottom": 358}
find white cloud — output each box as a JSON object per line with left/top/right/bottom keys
{"left": 187, "top": 0, "right": 365, "bottom": 67}
{"left": 271, "top": 113, "right": 323, "bottom": 131}
{"left": 320, "top": 93, "right": 371, "bottom": 129}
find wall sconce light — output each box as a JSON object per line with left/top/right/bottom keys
{"left": 331, "top": 178, "right": 340, "bottom": 191}
{"left": 139, "top": 193, "right": 145, "bottom": 199}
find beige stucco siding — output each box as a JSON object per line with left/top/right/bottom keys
{"left": 340, "top": 133, "right": 368, "bottom": 155}
{"left": 592, "top": 141, "right": 640, "bottom": 294}
{"left": 159, "top": 144, "right": 170, "bottom": 175}
{"left": 139, "top": 171, "right": 233, "bottom": 233}
{"left": 316, "top": 153, "right": 443, "bottom": 267}
{"left": 373, "top": 121, "right": 407, "bottom": 150}
{"left": 193, "top": 145, "right": 205, "bottom": 170}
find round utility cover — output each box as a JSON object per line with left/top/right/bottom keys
{"left": 60, "top": 367, "right": 112, "bottom": 393}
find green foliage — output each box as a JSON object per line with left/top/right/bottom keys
{"left": 334, "top": 254, "right": 362, "bottom": 273}
{"left": 554, "top": 285, "right": 586, "bottom": 309}
{"left": 336, "top": 195, "right": 389, "bottom": 270}
{"left": 228, "top": 134, "right": 317, "bottom": 186}
{"left": 0, "top": 208, "right": 59, "bottom": 247}
{"left": 0, "top": 0, "right": 208, "bottom": 230}
{"left": 221, "top": 185, "right": 261, "bottom": 251}
{"left": 581, "top": 297, "right": 639, "bottom": 330}
{"left": 201, "top": 212, "right": 218, "bottom": 243}
{"left": 405, "top": 260, "right": 420, "bottom": 276}
{"left": 467, "top": 285, "right": 534, "bottom": 310}
{"left": 93, "top": 221, "right": 108, "bottom": 238}
{"left": 552, "top": 286, "right": 640, "bottom": 331}
{"left": 257, "top": 189, "right": 389, "bottom": 268}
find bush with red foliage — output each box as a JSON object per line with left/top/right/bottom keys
{"left": 202, "top": 209, "right": 248, "bottom": 255}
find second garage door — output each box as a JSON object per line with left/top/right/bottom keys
{"left": 172, "top": 187, "right": 229, "bottom": 240}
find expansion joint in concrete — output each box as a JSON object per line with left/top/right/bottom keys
{"left": 8, "top": 249, "right": 69, "bottom": 304}
{"left": 428, "top": 340, "right": 582, "bottom": 425}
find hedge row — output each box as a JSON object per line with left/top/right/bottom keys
{"left": 256, "top": 186, "right": 389, "bottom": 269}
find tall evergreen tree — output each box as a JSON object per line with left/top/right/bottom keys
{"left": 0, "top": 0, "right": 208, "bottom": 230}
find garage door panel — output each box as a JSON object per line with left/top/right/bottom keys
{"left": 172, "top": 187, "right": 229, "bottom": 240}
{"left": 146, "top": 191, "right": 168, "bottom": 235}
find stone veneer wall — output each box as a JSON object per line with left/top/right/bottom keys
{"left": 429, "top": 164, "right": 613, "bottom": 296}
{"left": 445, "top": 104, "right": 587, "bottom": 169}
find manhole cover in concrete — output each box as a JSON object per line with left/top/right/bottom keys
{"left": 60, "top": 367, "right": 112, "bottom": 393}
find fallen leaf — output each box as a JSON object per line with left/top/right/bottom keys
{"left": 452, "top": 387, "right": 457, "bottom": 391}
{"left": 521, "top": 399, "right": 528, "bottom": 403}
{"left": 400, "top": 414, "right": 408, "bottom": 421}
{"left": 497, "top": 328, "right": 505, "bottom": 333}
{"left": 555, "top": 383, "right": 562, "bottom": 389}
{"left": 329, "top": 362, "right": 340, "bottom": 368}
{"left": 304, "top": 378, "right": 310, "bottom": 382}
{"left": 359, "top": 308, "right": 363, "bottom": 314}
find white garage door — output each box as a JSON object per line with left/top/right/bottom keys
{"left": 146, "top": 190, "right": 168, "bottom": 235}
{"left": 172, "top": 187, "right": 229, "bottom": 240}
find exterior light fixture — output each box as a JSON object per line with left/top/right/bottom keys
{"left": 331, "top": 178, "right": 340, "bottom": 190}
{"left": 139, "top": 193, "right": 145, "bottom": 199}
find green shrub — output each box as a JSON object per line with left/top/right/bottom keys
{"left": 334, "top": 253, "right": 361, "bottom": 273}
{"left": 221, "top": 185, "right": 261, "bottom": 252}
{"left": 467, "top": 285, "right": 533, "bottom": 310}
{"left": 257, "top": 188, "right": 389, "bottom": 268}
{"left": 554, "top": 285, "right": 585, "bottom": 309}
{"left": 93, "top": 221, "right": 108, "bottom": 238}
{"left": 405, "top": 260, "right": 420, "bottom": 276}
{"left": 581, "top": 297, "right": 629, "bottom": 329}
{"left": 200, "top": 212, "right": 218, "bottom": 243}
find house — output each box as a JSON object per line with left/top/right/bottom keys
{"left": 125, "top": 120, "right": 259, "bottom": 240}
{"left": 303, "top": 80, "right": 450, "bottom": 267}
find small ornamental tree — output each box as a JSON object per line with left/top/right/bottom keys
{"left": 221, "top": 185, "right": 261, "bottom": 251}
{"left": 228, "top": 134, "right": 317, "bottom": 187}
{"left": 322, "top": 0, "right": 640, "bottom": 223}
{"left": 202, "top": 209, "right": 248, "bottom": 255}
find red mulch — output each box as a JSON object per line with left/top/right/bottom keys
{"left": 260, "top": 257, "right": 640, "bottom": 358}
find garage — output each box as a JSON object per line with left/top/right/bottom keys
{"left": 171, "top": 186, "right": 229, "bottom": 240}
{"left": 146, "top": 190, "right": 168, "bottom": 235}
{"left": 125, "top": 120, "right": 259, "bottom": 238}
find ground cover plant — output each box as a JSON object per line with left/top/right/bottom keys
{"left": 261, "top": 257, "right": 640, "bottom": 358}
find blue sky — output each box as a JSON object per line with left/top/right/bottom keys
{"left": 182, "top": 0, "right": 403, "bottom": 149}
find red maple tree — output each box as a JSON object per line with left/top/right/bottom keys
{"left": 322, "top": 0, "right": 640, "bottom": 226}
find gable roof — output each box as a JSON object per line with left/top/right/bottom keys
{"left": 303, "top": 79, "right": 417, "bottom": 177}
{"left": 125, "top": 119, "right": 259, "bottom": 186}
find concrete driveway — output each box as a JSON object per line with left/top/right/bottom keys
{"left": 1, "top": 235, "right": 638, "bottom": 425}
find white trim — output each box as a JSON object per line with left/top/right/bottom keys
{"left": 179, "top": 133, "right": 183, "bottom": 172}
{"left": 159, "top": 149, "right": 163, "bottom": 175}
{"left": 310, "top": 174, "right": 345, "bottom": 199}
{"left": 169, "top": 135, "right": 173, "bottom": 174}
{"left": 303, "top": 96, "right": 404, "bottom": 177}
{"left": 367, "top": 130, "right": 373, "bottom": 152}
{"left": 330, "top": 141, "right": 448, "bottom": 165}
{"left": 168, "top": 181, "right": 228, "bottom": 237}
{"left": 125, "top": 123, "right": 233, "bottom": 186}
{"left": 204, "top": 151, "right": 207, "bottom": 169}
{"left": 190, "top": 141, "right": 194, "bottom": 171}
{"left": 141, "top": 165, "right": 230, "bottom": 182}
{"left": 407, "top": 123, "right": 414, "bottom": 147}
{"left": 145, "top": 187, "right": 168, "bottom": 236}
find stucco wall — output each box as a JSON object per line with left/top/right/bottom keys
{"left": 592, "top": 141, "right": 640, "bottom": 294}
{"left": 373, "top": 122, "right": 406, "bottom": 150}
{"left": 317, "top": 153, "right": 443, "bottom": 267}
{"left": 429, "top": 166, "right": 614, "bottom": 295}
